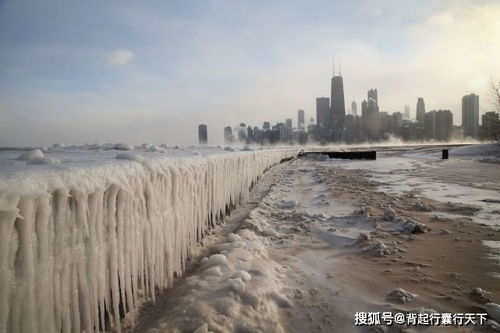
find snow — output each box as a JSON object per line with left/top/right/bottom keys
{"left": 0, "top": 145, "right": 298, "bottom": 333}
{"left": 135, "top": 226, "right": 289, "bottom": 332}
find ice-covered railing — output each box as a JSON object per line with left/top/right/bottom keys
{"left": 0, "top": 147, "right": 299, "bottom": 333}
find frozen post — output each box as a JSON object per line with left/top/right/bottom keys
{"left": 442, "top": 149, "right": 449, "bottom": 159}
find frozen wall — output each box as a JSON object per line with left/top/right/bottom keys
{"left": 0, "top": 149, "right": 298, "bottom": 333}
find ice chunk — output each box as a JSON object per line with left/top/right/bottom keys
{"left": 233, "top": 270, "right": 251, "bottom": 282}
{"left": 193, "top": 323, "right": 212, "bottom": 333}
{"left": 277, "top": 200, "right": 298, "bottom": 209}
{"left": 116, "top": 152, "right": 145, "bottom": 163}
{"left": 17, "top": 149, "right": 44, "bottom": 161}
{"left": 263, "top": 228, "right": 279, "bottom": 237}
{"left": 30, "top": 157, "right": 61, "bottom": 165}
{"left": 393, "top": 216, "right": 427, "bottom": 234}
{"left": 270, "top": 291, "right": 291, "bottom": 308}
{"left": 227, "top": 277, "right": 245, "bottom": 292}
{"left": 114, "top": 143, "right": 134, "bottom": 150}
{"left": 471, "top": 287, "right": 491, "bottom": 303}
{"left": 227, "top": 233, "right": 241, "bottom": 242}
{"left": 205, "top": 254, "right": 227, "bottom": 268}
{"left": 386, "top": 288, "right": 416, "bottom": 304}
{"left": 148, "top": 145, "right": 166, "bottom": 153}
{"left": 486, "top": 303, "right": 500, "bottom": 323}
{"left": 203, "top": 266, "right": 222, "bottom": 277}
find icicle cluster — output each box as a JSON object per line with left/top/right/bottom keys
{"left": 0, "top": 149, "right": 297, "bottom": 333}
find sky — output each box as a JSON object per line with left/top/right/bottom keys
{"left": 1, "top": 0, "right": 499, "bottom": 146}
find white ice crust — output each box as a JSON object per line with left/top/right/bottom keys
{"left": 0, "top": 146, "right": 298, "bottom": 333}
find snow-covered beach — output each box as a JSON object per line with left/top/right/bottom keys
{"left": 0, "top": 143, "right": 499, "bottom": 332}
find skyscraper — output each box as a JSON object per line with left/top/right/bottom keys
{"left": 224, "top": 126, "right": 233, "bottom": 144}
{"left": 462, "top": 93, "right": 479, "bottom": 138}
{"left": 316, "top": 97, "right": 331, "bottom": 128}
{"left": 481, "top": 112, "right": 499, "bottom": 140}
{"left": 298, "top": 109, "right": 305, "bottom": 129}
{"left": 198, "top": 124, "right": 207, "bottom": 144}
{"left": 351, "top": 101, "right": 357, "bottom": 117}
{"left": 368, "top": 89, "right": 378, "bottom": 107}
{"left": 416, "top": 97, "right": 425, "bottom": 123}
{"left": 424, "top": 111, "right": 436, "bottom": 140}
{"left": 330, "top": 65, "right": 346, "bottom": 130}
{"left": 425, "top": 110, "right": 453, "bottom": 141}
{"left": 361, "top": 89, "right": 380, "bottom": 140}
{"left": 436, "top": 110, "right": 453, "bottom": 141}
{"left": 286, "top": 118, "right": 292, "bottom": 129}
{"left": 404, "top": 105, "right": 410, "bottom": 120}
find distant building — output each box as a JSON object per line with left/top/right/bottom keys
{"left": 481, "top": 111, "right": 499, "bottom": 140}
{"left": 424, "top": 111, "right": 436, "bottom": 140}
{"left": 316, "top": 97, "right": 331, "bottom": 129}
{"left": 237, "top": 123, "right": 247, "bottom": 141}
{"left": 273, "top": 122, "right": 290, "bottom": 142}
{"left": 416, "top": 97, "right": 425, "bottom": 123}
{"left": 361, "top": 89, "right": 380, "bottom": 140}
{"left": 247, "top": 126, "right": 254, "bottom": 142}
{"left": 436, "top": 110, "right": 453, "bottom": 141}
{"left": 368, "top": 89, "right": 378, "bottom": 106}
{"left": 224, "top": 126, "right": 233, "bottom": 144}
{"left": 263, "top": 122, "right": 271, "bottom": 131}
{"left": 297, "top": 109, "right": 305, "bottom": 129}
{"left": 351, "top": 101, "right": 357, "bottom": 117}
{"left": 345, "top": 114, "right": 361, "bottom": 143}
{"left": 331, "top": 73, "right": 346, "bottom": 134}
{"left": 379, "top": 112, "right": 391, "bottom": 135}
{"left": 462, "top": 93, "right": 479, "bottom": 138}
{"left": 198, "top": 124, "right": 207, "bottom": 144}
{"left": 392, "top": 112, "right": 403, "bottom": 135}
{"left": 286, "top": 118, "right": 293, "bottom": 129}
{"left": 404, "top": 105, "right": 410, "bottom": 120}
{"left": 424, "top": 110, "right": 453, "bottom": 141}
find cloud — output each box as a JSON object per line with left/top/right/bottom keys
{"left": 428, "top": 9, "right": 456, "bottom": 27}
{"left": 106, "top": 49, "right": 135, "bottom": 66}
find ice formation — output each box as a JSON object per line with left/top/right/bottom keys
{"left": 116, "top": 152, "right": 145, "bottom": 163}
{"left": 0, "top": 147, "right": 298, "bottom": 333}
{"left": 113, "top": 143, "right": 134, "bottom": 151}
{"left": 16, "top": 149, "right": 44, "bottom": 161}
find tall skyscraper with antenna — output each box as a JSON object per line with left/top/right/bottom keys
{"left": 330, "top": 57, "right": 346, "bottom": 139}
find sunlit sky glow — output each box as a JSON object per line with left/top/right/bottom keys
{"left": 1, "top": 0, "right": 499, "bottom": 145}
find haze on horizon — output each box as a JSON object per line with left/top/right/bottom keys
{"left": 1, "top": 0, "right": 499, "bottom": 146}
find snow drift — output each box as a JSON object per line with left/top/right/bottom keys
{"left": 0, "top": 148, "right": 298, "bottom": 333}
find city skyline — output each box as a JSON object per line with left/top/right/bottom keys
{"left": 1, "top": 0, "right": 500, "bottom": 145}
{"left": 215, "top": 59, "right": 496, "bottom": 144}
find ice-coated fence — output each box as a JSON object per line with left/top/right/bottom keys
{"left": 0, "top": 148, "right": 298, "bottom": 333}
